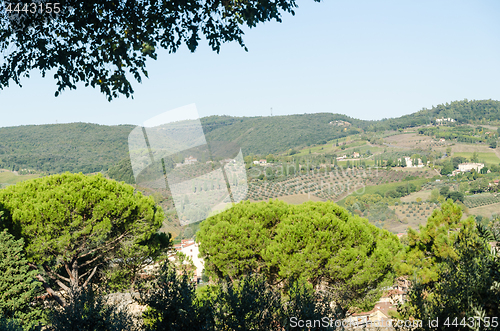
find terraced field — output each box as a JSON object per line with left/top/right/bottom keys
{"left": 464, "top": 193, "right": 500, "bottom": 209}
{"left": 246, "top": 167, "right": 428, "bottom": 202}
{"left": 391, "top": 201, "right": 440, "bottom": 227}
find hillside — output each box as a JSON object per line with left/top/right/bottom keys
{"left": 370, "top": 99, "right": 500, "bottom": 131}
{"left": 0, "top": 99, "right": 499, "bottom": 175}
{"left": 0, "top": 123, "right": 134, "bottom": 173}
{"left": 201, "top": 113, "right": 366, "bottom": 154}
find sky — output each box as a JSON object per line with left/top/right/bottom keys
{"left": 1, "top": 0, "right": 499, "bottom": 127}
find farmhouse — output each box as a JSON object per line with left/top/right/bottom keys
{"left": 345, "top": 276, "right": 409, "bottom": 327}
{"left": 353, "top": 152, "right": 360, "bottom": 158}
{"left": 398, "top": 157, "right": 424, "bottom": 168}
{"left": 458, "top": 163, "right": 484, "bottom": 173}
{"left": 346, "top": 296, "right": 396, "bottom": 327}
{"left": 329, "top": 120, "right": 351, "bottom": 127}
{"left": 171, "top": 239, "right": 204, "bottom": 282}
{"left": 184, "top": 156, "right": 198, "bottom": 165}
{"left": 435, "top": 118, "right": 455, "bottom": 124}
{"left": 259, "top": 159, "right": 267, "bottom": 165}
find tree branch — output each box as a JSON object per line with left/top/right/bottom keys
{"left": 82, "top": 266, "right": 98, "bottom": 288}
{"left": 79, "top": 256, "right": 112, "bottom": 280}
{"left": 55, "top": 279, "right": 71, "bottom": 293}
{"left": 79, "top": 230, "right": 129, "bottom": 260}
{"left": 35, "top": 274, "right": 67, "bottom": 307}
{"left": 79, "top": 252, "right": 105, "bottom": 269}
{"left": 41, "top": 263, "right": 71, "bottom": 284}
{"left": 65, "top": 263, "right": 75, "bottom": 283}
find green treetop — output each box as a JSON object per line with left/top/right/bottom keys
{"left": 397, "top": 200, "right": 476, "bottom": 284}
{"left": 398, "top": 212, "right": 500, "bottom": 329}
{"left": 0, "top": 173, "right": 168, "bottom": 307}
{"left": 197, "top": 200, "right": 402, "bottom": 311}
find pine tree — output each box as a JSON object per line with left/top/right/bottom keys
{"left": 0, "top": 229, "right": 43, "bottom": 330}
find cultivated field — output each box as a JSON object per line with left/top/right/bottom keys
{"left": 384, "top": 132, "right": 446, "bottom": 150}
{"left": 245, "top": 168, "right": 429, "bottom": 203}
{"left": 389, "top": 201, "right": 440, "bottom": 232}
{"left": 274, "top": 193, "right": 323, "bottom": 204}
{"left": 0, "top": 169, "right": 40, "bottom": 188}
{"left": 464, "top": 193, "right": 500, "bottom": 209}
{"left": 453, "top": 152, "right": 500, "bottom": 164}
{"left": 400, "top": 190, "right": 432, "bottom": 202}
{"left": 467, "top": 202, "right": 500, "bottom": 219}
{"left": 451, "top": 144, "right": 494, "bottom": 153}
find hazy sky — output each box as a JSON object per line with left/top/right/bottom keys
{"left": 1, "top": 0, "right": 499, "bottom": 127}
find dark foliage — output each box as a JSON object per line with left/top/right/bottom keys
{"left": 136, "top": 262, "right": 202, "bottom": 331}
{"left": 0, "top": 319, "right": 22, "bottom": 331}
{"left": 398, "top": 222, "right": 500, "bottom": 331}
{"left": 0, "top": 0, "right": 307, "bottom": 100}
{"left": 46, "top": 286, "right": 138, "bottom": 331}
{"left": 0, "top": 228, "right": 44, "bottom": 331}
{"left": 136, "top": 261, "right": 344, "bottom": 331}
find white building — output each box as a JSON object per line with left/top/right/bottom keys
{"left": 404, "top": 157, "right": 412, "bottom": 167}
{"left": 398, "top": 157, "right": 424, "bottom": 168}
{"left": 329, "top": 120, "right": 351, "bottom": 127}
{"left": 184, "top": 156, "right": 198, "bottom": 165}
{"left": 458, "top": 163, "right": 484, "bottom": 173}
{"left": 435, "top": 118, "right": 455, "bottom": 124}
{"left": 171, "top": 239, "right": 204, "bottom": 281}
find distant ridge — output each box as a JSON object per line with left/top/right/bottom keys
{"left": 0, "top": 99, "right": 499, "bottom": 175}
{"left": 0, "top": 122, "right": 134, "bottom": 174}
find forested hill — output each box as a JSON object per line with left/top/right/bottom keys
{"left": 369, "top": 99, "right": 500, "bottom": 131}
{"left": 0, "top": 123, "right": 134, "bottom": 173}
{"left": 201, "top": 113, "right": 367, "bottom": 154}
{"left": 0, "top": 114, "right": 365, "bottom": 174}
{"left": 201, "top": 99, "right": 500, "bottom": 153}
{"left": 0, "top": 99, "right": 499, "bottom": 174}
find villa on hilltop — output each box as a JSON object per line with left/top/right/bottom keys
{"left": 450, "top": 163, "right": 485, "bottom": 176}
{"left": 435, "top": 118, "right": 455, "bottom": 124}
{"left": 398, "top": 157, "right": 424, "bottom": 168}
{"left": 458, "top": 162, "right": 484, "bottom": 173}
{"left": 329, "top": 120, "right": 351, "bottom": 127}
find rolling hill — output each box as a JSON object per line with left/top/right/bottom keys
{"left": 0, "top": 99, "right": 499, "bottom": 176}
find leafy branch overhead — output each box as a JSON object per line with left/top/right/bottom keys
{"left": 0, "top": 0, "right": 306, "bottom": 100}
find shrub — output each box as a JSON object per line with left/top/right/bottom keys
{"left": 0, "top": 319, "right": 22, "bottom": 331}
{"left": 0, "top": 229, "right": 44, "bottom": 330}
{"left": 46, "top": 286, "right": 137, "bottom": 331}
